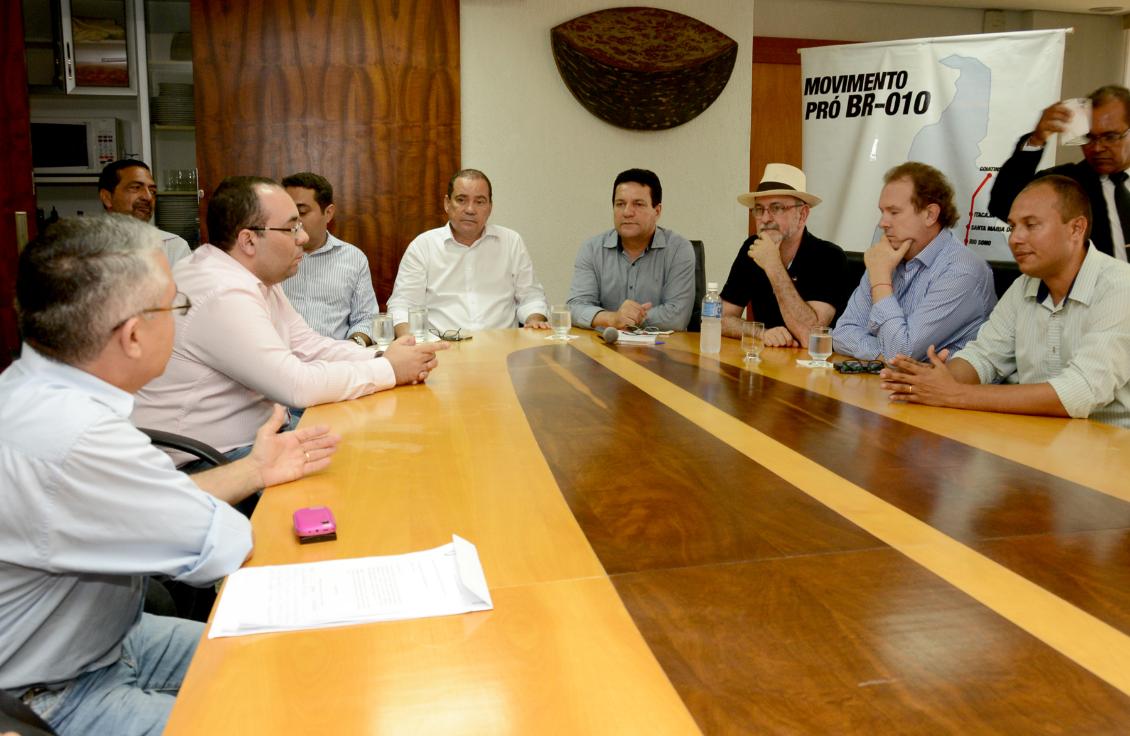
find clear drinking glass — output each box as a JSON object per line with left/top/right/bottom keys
{"left": 372, "top": 314, "right": 394, "bottom": 350}
{"left": 408, "top": 307, "right": 429, "bottom": 342}
{"left": 548, "top": 305, "right": 572, "bottom": 341}
{"left": 808, "top": 326, "right": 833, "bottom": 368}
{"left": 741, "top": 321, "right": 764, "bottom": 362}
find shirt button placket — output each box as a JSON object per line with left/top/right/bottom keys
{"left": 1046, "top": 310, "right": 1063, "bottom": 375}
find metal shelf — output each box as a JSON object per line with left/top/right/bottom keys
{"left": 34, "top": 176, "right": 98, "bottom": 185}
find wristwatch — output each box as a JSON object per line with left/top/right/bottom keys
{"left": 351, "top": 334, "right": 369, "bottom": 347}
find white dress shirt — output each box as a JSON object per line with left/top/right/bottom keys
{"left": 0, "top": 345, "right": 251, "bottom": 690}
{"left": 386, "top": 223, "right": 548, "bottom": 331}
{"left": 132, "top": 244, "right": 395, "bottom": 462}
{"left": 954, "top": 245, "right": 1130, "bottom": 427}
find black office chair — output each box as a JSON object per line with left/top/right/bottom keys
{"left": 138, "top": 427, "right": 258, "bottom": 517}
{"left": 688, "top": 239, "right": 706, "bottom": 332}
{"left": 0, "top": 689, "right": 56, "bottom": 736}
{"left": 138, "top": 428, "right": 256, "bottom": 622}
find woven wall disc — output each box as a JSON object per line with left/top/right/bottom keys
{"left": 551, "top": 7, "right": 738, "bottom": 131}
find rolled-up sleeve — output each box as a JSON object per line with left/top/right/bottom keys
{"left": 512, "top": 234, "right": 549, "bottom": 324}
{"left": 386, "top": 238, "right": 427, "bottom": 327}
{"left": 644, "top": 236, "right": 695, "bottom": 331}
{"left": 185, "top": 284, "right": 394, "bottom": 408}
{"left": 37, "top": 417, "right": 252, "bottom": 585}
{"left": 1047, "top": 296, "right": 1130, "bottom": 418}
{"left": 346, "top": 257, "right": 379, "bottom": 339}
{"left": 567, "top": 238, "right": 605, "bottom": 328}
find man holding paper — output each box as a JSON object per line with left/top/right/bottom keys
{"left": 0, "top": 216, "right": 339, "bottom": 736}
{"left": 990, "top": 85, "right": 1130, "bottom": 261}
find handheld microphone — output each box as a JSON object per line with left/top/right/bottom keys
{"left": 601, "top": 326, "right": 619, "bottom": 344}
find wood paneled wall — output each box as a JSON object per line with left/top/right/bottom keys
{"left": 190, "top": 0, "right": 460, "bottom": 302}
{"left": 1, "top": 2, "right": 36, "bottom": 369}
{"left": 750, "top": 37, "right": 846, "bottom": 236}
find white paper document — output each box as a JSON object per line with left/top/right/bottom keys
{"left": 208, "top": 535, "right": 493, "bottom": 639}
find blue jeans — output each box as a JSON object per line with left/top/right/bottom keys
{"left": 177, "top": 409, "right": 301, "bottom": 475}
{"left": 27, "top": 614, "right": 203, "bottom": 736}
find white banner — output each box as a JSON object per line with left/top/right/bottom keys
{"left": 800, "top": 29, "right": 1066, "bottom": 262}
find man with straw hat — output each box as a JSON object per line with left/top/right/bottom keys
{"left": 721, "top": 163, "right": 847, "bottom": 347}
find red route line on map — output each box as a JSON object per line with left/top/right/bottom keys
{"left": 964, "top": 172, "right": 994, "bottom": 245}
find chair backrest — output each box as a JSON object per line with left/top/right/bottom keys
{"left": 688, "top": 239, "right": 706, "bottom": 332}
{"left": 0, "top": 690, "right": 57, "bottom": 736}
{"left": 139, "top": 428, "right": 230, "bottom": 467}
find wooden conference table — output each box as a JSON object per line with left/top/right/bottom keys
{"left": 165, "top": 329, "right": 1130, "bottom": 735}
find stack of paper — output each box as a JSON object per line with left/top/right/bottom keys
{"left": 209, "top": 535, "right": 493, "bottom": 638}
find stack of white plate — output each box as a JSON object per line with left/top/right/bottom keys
{"left": 156, "top": 196, "right": 199, "bottom": 245}
{"left": 152, "top": 83, "right": 195, "bottom": 125}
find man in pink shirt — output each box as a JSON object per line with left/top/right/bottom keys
{"left": 132, "top": 176, "right": 445, "bottom": 463}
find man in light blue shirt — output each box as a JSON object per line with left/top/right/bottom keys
{"left": 0, "top": 215, "right": 339, "bottom": 736}
{"left": 882, "top": 176, "right": 1130, "bottom": 427}
{"left": 567, "top": 168, "right": 696, "bottom": 331}
{"left": 833, "top": 162, "right": 996, "bottom": 360}
{"left": 282, "top": 172, "right": 379, "bottom": 346}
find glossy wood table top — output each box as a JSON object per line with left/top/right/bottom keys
{"left": 165, "top": 329, "right": 1130, "bottom": 735}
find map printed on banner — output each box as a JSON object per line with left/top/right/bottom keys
{"left": 800, "top": 29, "right": 1066, "bottom": 262}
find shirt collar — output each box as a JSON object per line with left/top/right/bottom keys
{"left": 445, "top": 223, "right": 495, "bottom": 248}
{"left": 909, "top": 228, "right": 955, "bottom": 270}
{"left": 306, "top": 231, "right": 343, "bottom": 257}
{"left": 18, "top": 343, "right": 135, "bottom": 417}
{"left": 196, "top": 243, "right": 267, "bottom": 289}
{"left": 606, "top": 226, "right": 667, "bottom": 250}
{"left": 1029, "top": 242, "right": 1098, "bottom": 306}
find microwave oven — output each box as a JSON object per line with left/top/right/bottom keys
{"left": 31, "top": 118, "right": 122, "bottom": 175}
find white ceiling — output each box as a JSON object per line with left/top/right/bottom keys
{"left": 833, "top": 0, "right": 1128, "bottom": 16}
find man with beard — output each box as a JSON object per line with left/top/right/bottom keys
{"left": 98, "top": 159, "right": 191, "bottom": 264}
{"left": 720, "top": 164, "right": 847, "bottom": 347}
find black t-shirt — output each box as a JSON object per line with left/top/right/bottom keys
{"left": 719, "top": 229, "right": 848, "bottom": 329}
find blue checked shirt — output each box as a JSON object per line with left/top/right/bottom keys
{"left": 832, "top": 229, "right": 996, "bottom": 360}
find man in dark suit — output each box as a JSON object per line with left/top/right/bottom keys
{"left": 989, "top": 85, "right": 1130, "bottom": 261}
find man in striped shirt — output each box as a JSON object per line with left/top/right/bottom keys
{"left": 282, "top": 172, "right": 379, "bottom": 347}
{"left": 880, "top": 176, "right": 1130, "bottom": 428}
{"left": 832, "top": 162, "right": 996, "bottom": 361}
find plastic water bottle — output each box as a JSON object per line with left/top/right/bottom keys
{"left": 699, "top": 281, "right": 722, "bottom": 355}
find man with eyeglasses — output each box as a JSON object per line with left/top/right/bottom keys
{"left": 132, "top": 176, "right": 447, "bottom": 465}
{"left": 720, "top": 164, "right": 847, "bottom": 347}
{"left": 387, "top": 169, "right": 550, "bottom": 335}
{"left": 990, "top": 85, "right": 1130, "bottom": 261}
{"left": 567, "top": 168, "right": 696, "bottom": 331}
{"left": 99, "top": 159, "right": 192, "bottom": 264}
{"left": 882, "top": 176, "right": 1130, "bottom": 428}
{"left": 0, "top": 215, "right": 339, "bottom": 735}
{"left": 281, "top": 172, "right": 379, "bottom": 346}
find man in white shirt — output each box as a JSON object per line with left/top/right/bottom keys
{"left": 281, "top": 172, "right": 379, "bottom": 346}
{"left": 98, "top": 159, "right": 192, "bottom": 264}
{"left": 882, "top": 176, "right": 1130, "bottom": 427}
{"left": 387, "top": 169, "right": 550, "bottom": 335}
{"left": 1, "top": 215, "right": 338, "bottom": 735}
{"left": 132, "top": 176, "right": 446, "bottom": 463}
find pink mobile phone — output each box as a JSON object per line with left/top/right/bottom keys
{"left": 293, "top": 506, "right": 337, "bottom": 544}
